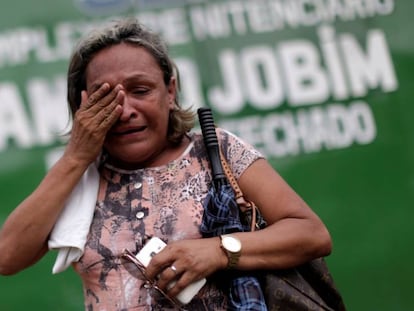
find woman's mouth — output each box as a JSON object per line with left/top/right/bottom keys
{"left": 112, "top": 126, "right": 147, "bottom": 136}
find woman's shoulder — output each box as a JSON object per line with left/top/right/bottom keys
{"left": 189, "top": 127, "right": 254, "bottom": 152}
{"left": 216, "top": 128, "right": 265, "bottom": 179}
{"left": 189, "top": 127, "right": 264, "bottom": 176}
{"left": 215, "top": 127, "right": 261, "bottom": 153}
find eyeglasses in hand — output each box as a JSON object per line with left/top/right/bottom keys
{"left": 122, "top": 249, "right": 187, "bottom": 310}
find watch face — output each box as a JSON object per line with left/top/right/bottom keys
{"left": 222, "top": 236, "right": 241, "bottom": 252}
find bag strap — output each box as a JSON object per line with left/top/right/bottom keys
{"left": 219, "top": 150, "right": 258, "bottom": 232}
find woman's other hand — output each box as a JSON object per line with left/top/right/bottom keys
{"left": 145, "top": 237, "right": 225, "bottom": 298}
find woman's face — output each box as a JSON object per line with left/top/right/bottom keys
{"left": 85, "top": 42, "right": 176, "bottom": 168}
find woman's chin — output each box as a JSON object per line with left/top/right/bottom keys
{"left": 105, "top": 146, "right": 152, "bottom": 169}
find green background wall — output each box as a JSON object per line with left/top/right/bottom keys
{"left": 0, "top": 0, "right": 413, "bottom": 310}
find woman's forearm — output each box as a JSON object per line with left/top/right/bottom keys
{"left": 231, "top": 216, "right": 332, "bottom": 271}
{"left": 0, "top": 155, "right": 90, "bottom": 275}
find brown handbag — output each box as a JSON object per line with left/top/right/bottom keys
{"left": 219, "top": 151, "right": 347, "bottom": 311}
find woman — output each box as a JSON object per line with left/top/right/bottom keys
{"left": 0, "top": 18, "right": 332, "bottom": 310}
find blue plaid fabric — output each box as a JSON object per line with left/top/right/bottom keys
{"left": 230, "top": 277, "right": 267, "bottom": 311}
{"left": 200, "top": 185, "right": 268, "bottom": 311}
{"left": 200, "top": 184, "right": 245, "bottom": 236}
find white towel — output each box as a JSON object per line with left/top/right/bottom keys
{"left": 48, "top": 163, "right": 100, "bottom": 274}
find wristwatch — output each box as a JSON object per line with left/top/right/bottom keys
{"left": 220, "top": 235, "right": 242, "bottom": 269}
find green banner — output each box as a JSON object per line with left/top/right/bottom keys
{"left": 1, "top": 1, "right": 413, "bottom": 310}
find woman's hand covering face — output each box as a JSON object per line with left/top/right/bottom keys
{"left": 65, "top": 83, "right": 124, "bottom": 165}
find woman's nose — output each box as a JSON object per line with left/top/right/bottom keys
{"left": 118, "top": 96, "right": 138, "bottom": 122}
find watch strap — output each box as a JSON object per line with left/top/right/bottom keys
{"left": 220, "top": 235, "right": 241, "bottom": 269}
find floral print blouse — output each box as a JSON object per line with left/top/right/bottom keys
{"left": 73, "top": 128, "right": 263, "bottom": 311}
